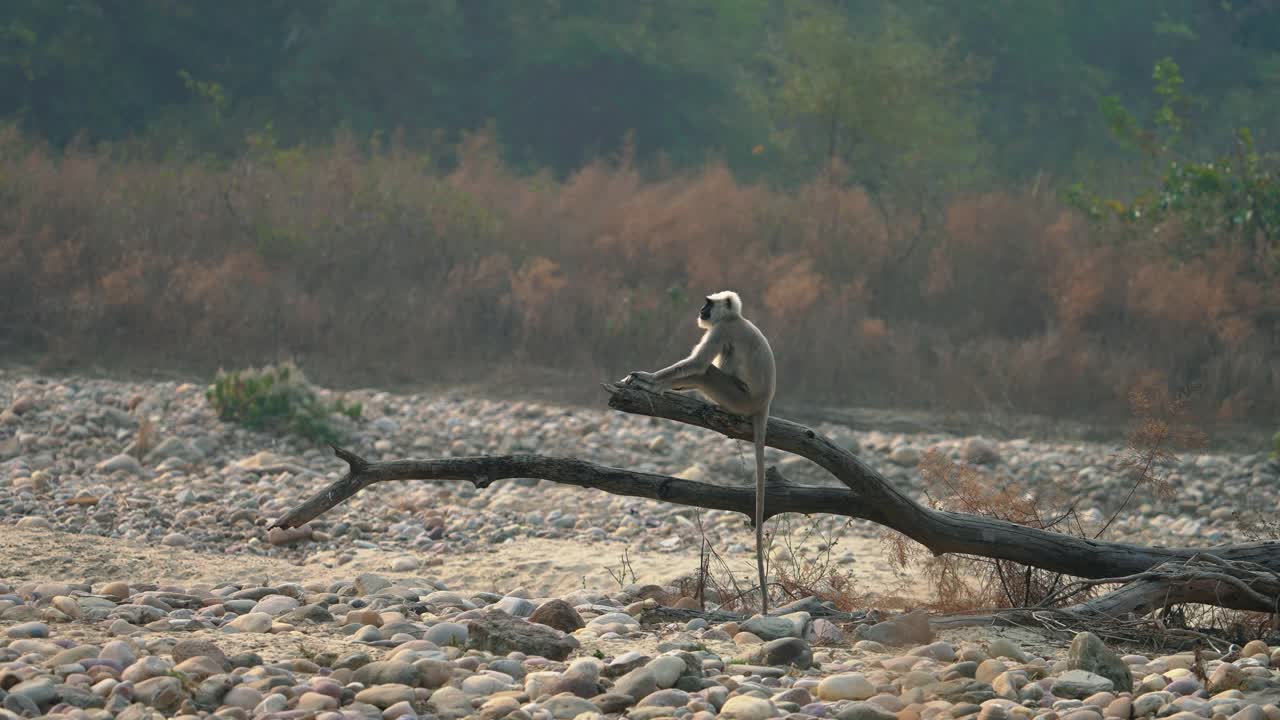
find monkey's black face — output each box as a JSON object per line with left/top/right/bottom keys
{"left": 699, "top": 298, "right": 713, "bottom": 321}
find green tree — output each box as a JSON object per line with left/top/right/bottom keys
{"left": 1068, "top": 59, "right": 1280, "bottom": 276}
{"left": 488, "top": 0, "right": 769, "bottom": 174}
{"left": 276, "top": 0, "right": 470, "bottom": 142}
{"left": 749, "top": 2, "right": 986, "bottom": 196}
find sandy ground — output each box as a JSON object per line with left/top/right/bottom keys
{"left": 1, "top": 527, "right": 912, "bottom": 600}
{"left": 1, "top": 526, "right": 1066, "bottom": 665}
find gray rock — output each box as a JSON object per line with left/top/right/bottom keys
{"left": 411, "top": 658, "right": 454, "bottom": 690}
{"left": 944, "top": 660, "right": 979, "bottom": 679}
{"left": 750, "top": 637, "right": 813, "bottom": 669}
{"left": 612, "top": 668, "right": 658, "bottom": 704}
{"left": 228, "top": 651, "right": 262, "bottom": 668}
{"left": 1067, "top": 632, "right": 1132, "bottom": 693}
{"left": 487, "top": 658, "right": 526, "bottom": 680}
{"left": 859, "top": 609, "right": 934, "bottom": 646}
{"left": 134, "top": 676, "right": 184, "bottom": 712}
{"left": 466, "top": 609, "right": 579, "bottom": 661}
{"left": 637, "top": 688, "right": 690, "bottom": 708}
{"left": 1208, "top": 663, "right": 1247, "bottom": 693}
{"left": 540, "top": 692, "right": 600, "bottom": 719}
{"left": 5, "top": 621, "right": 48, "bottom": 638}
{"left": 354, "top": 684, "right": 416, "bottom": 708}
{"left": 593, "top": 692, "right": 637, "bottom": 714}
{"left": 810, "top": 617, "right": 846, "bottom": 645}
{"left": 4, "top": 691, "right": 40, "bottom": 716}
{"left": 54, "top": 682, "right": 99, "bottom": 709}
{"left": 1054, "top": 670, "right": 1115, "bottom": 699}
{"left": 836, "top": 701, "right": 899, "bottom": 720}
{"left": 146, "top": 437, "right": 202, "bottom": 462}
{"left": 495, "top": 596, "right": 537, "bottom": 617}
{"left": 171, "top": 639, "right": 228, "bottom": 669}
{"left": 335, "top": 652, "right": 373, "bottom": 670}
{"left": 282, "top": 603, "right": 333, "bottom": 624}
{"left": 427, "top": 681, "right": 473, "bottom": 717}
{"left": 961, "top": 437, "right": 1000, "bottom": 464}
{"left": 529, "top": 599, "right": 585, "bottom": 633}
{"left": 987, "top": 638, "right": 1029, "bottom": 662}
{"left": 9, "top": 677, "right": 57, "bottom": 707}
{"left": 718, "top": 694, "right": 780, "bottom": 719}
{"left": 251, "top": 594, "right": 300, "bottom": 615}
{"left": 1165, "top": 677, "right": 1201, "bottom": 695}
{"left": 425, "top": 621, "right": 468, "bottom": 646}
{"left": 910, "top": 641, "right": 957, "bottom": 661}
{"left": 605, "top": 650, "right": 651, "bottom": 677}
{"left": 927, "top": 679, "right": 996, "bottom": 704}
{"left": 355, "top": 660, "right": 419, "bottom": 687}
{"left": 741, "top": 616, "right": 797, "bottom": 641}
{"left": 646, "top": 655, "right": 688, "bottom": 689}
{"left": 96, "top": 453, "right": 145, "bottom": 476}
{"left": 192, "top": 676, "right": 234, "bottom": 710}
{"left": 889, "top": 446, "right": 921, "bottom": 467}
{"left": 355, "top": 573, "right": 393, "bottom": 595}
{"left": 547, "top": 668, "right": 599, "bottom": 699}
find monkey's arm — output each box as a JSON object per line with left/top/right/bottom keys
{"left": 651, "top": 331, "right": 721, "bottom": 386}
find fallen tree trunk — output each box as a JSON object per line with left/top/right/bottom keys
{"left": 271, "top": 383, "right": 1280, "bottom": 608}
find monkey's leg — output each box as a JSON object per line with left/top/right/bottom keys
{"left": 669, "top": 366, "right": 753, "bottom": 412}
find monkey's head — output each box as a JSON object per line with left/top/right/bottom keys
{"left": 698, "top": 290, "right": 743, "bottom": 328}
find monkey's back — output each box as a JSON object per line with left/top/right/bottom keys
{"left": 712, "top": 317, "right": 776, "bottom": 406}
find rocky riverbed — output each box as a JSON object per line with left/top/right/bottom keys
{"left": 1, "top": 370, "right": 1279, "bottom": 720}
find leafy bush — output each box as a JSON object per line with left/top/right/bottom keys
{"left": 206, "top": 361, "right": 361, "bottom": 444}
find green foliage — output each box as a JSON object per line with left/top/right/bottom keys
{"left": 1272, "top": 429, "right": 1280, "bottom": 460}
{"left": 177, "top": 70, "right": 228, "bottom": 125}
{"left": 749, "top": 2, "right": 987, "bottom": 192}
{"left": 1067, "top": 59, "right": 1280, "bottom": 274}
{"left": 206, "top": 362, "right": 361, "bottom": 445}
{"left": 7, "top": 2, "right": 1280, "bottom": 187}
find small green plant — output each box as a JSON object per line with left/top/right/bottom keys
{"left": 206, "top": 361, "right": 361, "bottom": 444}
{"left": 1272, "top": 429, "right": 1280, "bottom": 459}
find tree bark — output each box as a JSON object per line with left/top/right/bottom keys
{"left": 271, "top": 383, "right": 1280, "bottom": 596}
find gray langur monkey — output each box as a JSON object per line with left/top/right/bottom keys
{"left": 621, "top": 290, "right": 777, "bottom": 612}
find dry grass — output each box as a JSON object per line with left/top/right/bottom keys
{"left": 2, "top": 124, "right": 1278, "bottom": 422}
{"left": 881, "top": 383, "right": 1212, "bottom": 614}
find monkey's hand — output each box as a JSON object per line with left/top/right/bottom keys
{"left": 620, "top": 371, "right": 661, "bottom": 392}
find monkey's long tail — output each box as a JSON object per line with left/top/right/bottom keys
{"left": 752, "top": 412, "right": 769, "bottom": 615}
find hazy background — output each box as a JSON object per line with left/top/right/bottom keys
{"left": 2, "top": 1, "right": 1278, "bottom": 425}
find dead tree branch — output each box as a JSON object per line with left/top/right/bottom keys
{"left": 603, "top": 383, "right": 1280, "bottom": 578}
{"left": 270, "top": 447, "right": 848, "bottom": 530}
{"left": 270, "top": 385, "right": 1280, "bottom": 615}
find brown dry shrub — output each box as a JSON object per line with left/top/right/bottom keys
{"left": 882, "top": 449, "right": 1080, "bottom": 612}
{"left": 923, "top": 191, "right": 1056, "bottom": 338}
{"left": 1, "top": 125, "right": 1277, "bottom": 424}
{"left": 765, "top": 254, "right": 825, "bottom": 318}
{"left": 884, "top": 379, "right": 1210, "bottom": 614}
